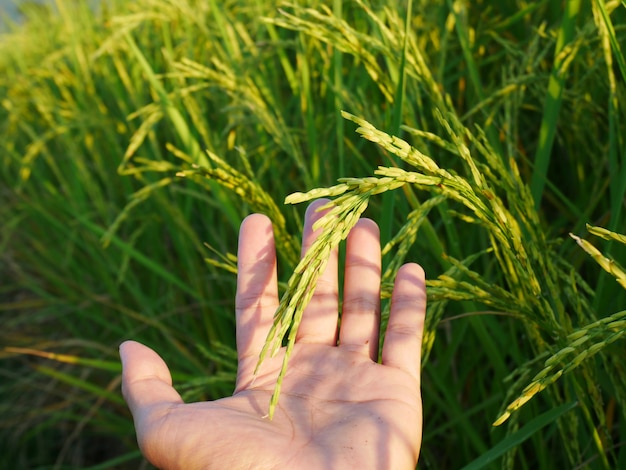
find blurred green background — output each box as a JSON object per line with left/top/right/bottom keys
{"left": 1, "top": 0, "right": 626, "bottom": 468}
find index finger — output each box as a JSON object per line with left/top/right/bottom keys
{"left": 235, "top": 214, "right": 279, "bottom": 389}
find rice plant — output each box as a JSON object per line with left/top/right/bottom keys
{"left": 1, "top": 0, "right": 625, "bottom": 468}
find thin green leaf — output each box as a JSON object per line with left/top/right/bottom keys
{"left": 462, "top": 401, "right": 578, "bottom": 470}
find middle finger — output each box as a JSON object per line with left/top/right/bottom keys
{"left": 295, "top": 199, "right": 339, "bottom": 345}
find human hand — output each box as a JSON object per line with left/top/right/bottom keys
{"left": 120, "top": 199, "right": 427, "bottom": 470}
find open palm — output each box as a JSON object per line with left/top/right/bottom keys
{"left": 121, "top": 200, "right": 427, "bottom": 469}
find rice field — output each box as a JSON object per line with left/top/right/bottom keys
{"left": 1, "top": 0, "right": 626, "bottom": 468}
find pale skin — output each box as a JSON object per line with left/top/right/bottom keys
{"left": 120, "top": 199, "right": 427, "bottom": 470}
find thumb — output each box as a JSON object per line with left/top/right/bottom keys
{"left": 120, "top": 340, "right": 184, "bottom": 420}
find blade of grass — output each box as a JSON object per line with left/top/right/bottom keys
{"left": 530, "top": 0, "right": 582, "bottom": 208}
{"left": 123, "top": 32, "right": 241, "bottom": 232}
{"left": 445, "top": 0, "right": 503, "bottom": 157}
{"left": 83, "top": 450, "right": 144, "bottom": 470}
{"left": 34, "top": 365, "right": 125, "bottom": 405}
{"left": 4, "top": 347, "right": 121, "bottom": 373}
{"left": 333, "top": 0, "right": 345, "bottom": 180}
{"left": 590, "top": 0, "right": 626, "bottom": 313}
{"left": 76, "top": 213, "right": 203, "bottom": 301}
{"left": 461, "top": 401, "right": 578, "bottom": 470}
{"left": 380, "top": 0, "right": 411, "bottom": 252}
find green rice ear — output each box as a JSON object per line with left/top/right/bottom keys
{"left": 570, "top": 229, "right": 626, "bottom": 290}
